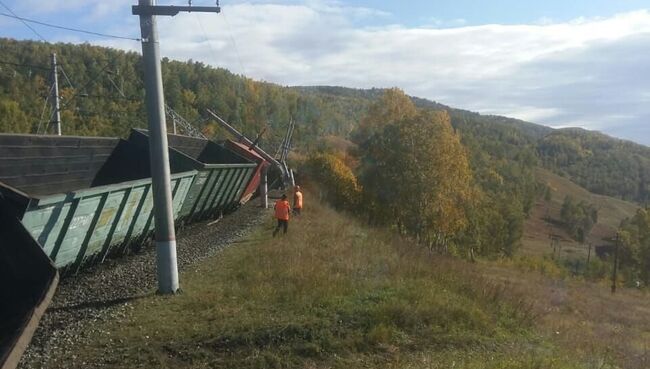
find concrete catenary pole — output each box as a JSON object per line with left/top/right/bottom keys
{"left": 50, "top": 53, "right": 62, "bottom": 136}
{"left": 260, "top": 165, "right": 269, "bottom": 209}
{"left": 136, "top": 0, "right": 179, "bottom": 294}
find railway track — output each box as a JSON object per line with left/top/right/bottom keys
{"left": 19, "top": 200, "right": 269, "bottom": 369}
{"left": 0, "top": 130, "right": 275, "bottom": 369}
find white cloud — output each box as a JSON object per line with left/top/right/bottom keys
{"left": 481, "top": 106, "right": 564, "bottom": 123}
{"left": 19, "top": 1, "right": 650, "bottom": 145}
{"left": 14, "top": 0, "right": 131, "bottom": 18}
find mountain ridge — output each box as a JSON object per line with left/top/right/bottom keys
{"left": 296, "top": 85, "right": 650, "bottom": 204}
{"left": 0, "top": 38, "right": 647, "bottom": 203}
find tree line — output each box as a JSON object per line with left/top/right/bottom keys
{"left": 2, "top": 38, "right": 648, "bottom": 205}
{"left": 560, "top": 196, "right": 598, "bottom": 243}
{"left": 2, "top": 38, "right": 649, "bottom": 259}
{"left": 303, "top": 89, "right": 541, "bottom": 258}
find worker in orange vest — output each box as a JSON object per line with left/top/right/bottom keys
{"left": 273, "top": 194, "right": 291, "bottom": 237}
{"left": 293, "top": 185, "right": 303, "bottom": 215}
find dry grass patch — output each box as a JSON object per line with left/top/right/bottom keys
{"left": 57, "top": 198, "right": 583, "bottom": 369}
{"left": 480, "top": 260, "right": 650, "bottom": 369}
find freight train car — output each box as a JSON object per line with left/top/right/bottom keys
{"left": 0, "top": 134, "right": 196, "bottom": 272}
{"left": 0, "top": 195, "right": 58, "bottom": 369}
{"left": 0, "top": 131, "right": 266, "bottom": 368}
{"left": 224, "top": 139, "right": 271, "bottom": 204}
{"left": 128, "top": 130, "right": 258, "bottom": 223}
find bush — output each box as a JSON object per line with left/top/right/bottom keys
{"left": 300, "top": 153, "right": 362, "bottom": 212}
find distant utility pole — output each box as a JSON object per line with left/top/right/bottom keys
{"left": 586, "top": 243, "right": 592, "bottom": 267}
{"left": 611, "top": 233, "right": 620, "bottom": 294}
{"left": 549, "top": 234, "right": 560, "bottom": 260}
{"left": 50, "top": 53, "right": 62, "bottom": 136}
{"left": 133, "top": 0, "right": 220, "bottom": 294}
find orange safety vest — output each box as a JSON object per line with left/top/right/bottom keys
{"left": 294, "top": 191, "right": 303, "bottom": 209}
{"left": 274, "top": 200, "right": 290, "bottom": 220}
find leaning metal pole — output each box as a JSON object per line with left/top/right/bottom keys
{"left": 205, "top": 109, "right": 285, "bottom": 170}
{"left": 136, "top": 0, "right": 179, "bottom": 294}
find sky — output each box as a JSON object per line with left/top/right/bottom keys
{"left": 1, "top": 0, "right": 649, "bottom": 145}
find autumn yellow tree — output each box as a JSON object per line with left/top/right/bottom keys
{"left": 302, "top": 153, "right": 362, "bottom": 212}
{"left": 357, "top": 90, "right": 474, "bottom": 248}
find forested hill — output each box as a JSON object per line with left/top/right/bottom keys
{"left": 298, "top": 86, "right": 650, "bottom": 204}
{"left": 0, "top": 38, "right": 648, "bottom": 203}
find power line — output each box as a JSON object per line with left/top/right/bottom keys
{"left": 194, "top": 13, "right": 220, "bottom": 67}
{"left": 60, "top": 63, "right": 112, "bottom": 110}
{"left": 0, "top": 1, "right": 47, "bottom": 42}
{"left": 59, "top": 65, "right": 76, "bottom": 89}
{"left": 0, "top": 2, "right": 76, "bottom": 85}
{"left": 221, "top": 10, "right": 247, "bottom": 76}
{"left": 36, "top": 83, "right": 54, "bottom": 134}
{"left": 0, "top": 11, "right": 141, "bottom": 41}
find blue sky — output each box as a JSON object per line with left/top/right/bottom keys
{"left": 1, "top": 0, "right": 649, "bottom": 145}
{"left": 346, "top": 0, "right": 650, "bottom": 26}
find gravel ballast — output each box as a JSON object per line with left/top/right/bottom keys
{"left": 19, "top": 202, "right": 270, "bottom": 369}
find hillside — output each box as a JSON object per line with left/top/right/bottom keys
{"left": 38, "top": 198, "right": 585, "bottom": 369}
{"left": 522, "top": 168, "right": 639, "bottom": 260}
{"left": 35, "top": 196, "right": 650, "bottom": 369}
{"left": 300, "top": 86, "right": 650, "bottom": 204}
{"left": 538, "top": 128, "right": 650, "bottom": 203}
{"left": 1, "top": 38, "right": 649, "bottom": 204}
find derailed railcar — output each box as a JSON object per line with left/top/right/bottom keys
{"left": 0, "top": 195, "right": 58, "bottom": 369}
{"left": 0, "top": 133, "right": 196, "bottom": 271}
{"left": 128, "top": 129, "right": 258, "bottom": 223}
{"left": 224, "top": 139, "right": 271, "bottom": 204}
{"left": 0, "top": 131, "right": 264, "bottom": 368}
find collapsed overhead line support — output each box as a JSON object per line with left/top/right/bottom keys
{"left": 165, "top": 105, "right": 207, "bottom": 139}
{"left": 133, "top": 1, "right": 220, "bottom": 295}
{"left": 279, "top": 118, "right": 296, "bottom": 187}
{"left": 205, "top": 109, "right": 291, "bottom": 190}
{"left": 279, "top": 119, "right": 292, "bottom": 161}
{"left": 205, "top": 109, "right": 283, "bottom": 168}
{"left": 284, "top": 119, "right": 295, "bottom": 162}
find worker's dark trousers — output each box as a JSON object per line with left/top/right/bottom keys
{"left": 273, "top": 219, "right": 288, "bottom": 237}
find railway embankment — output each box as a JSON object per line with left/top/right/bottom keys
{"left": 20, "top": 195, "right": 650, "bottom": 369}
{"left": 26, "top": 197, "right": 589, "bottom": 369}
{"left": 19, "top": 201, "right": 268, "bottom": 369}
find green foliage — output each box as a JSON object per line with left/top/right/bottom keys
{"left": 544, "top": 185, "right": 553, "bottom": 202}
{"left": 0, "top": 98, "right": 30, "bottom": 133}
{"left": 3, "top": 38, "right": 648, "bottom": 259}
{"left": 459, "top": 193, "right": 525, "bottom": 257}
{"left": 618, "top": 208, "right": 650, "bottom": 284}
{"left": 355, "top": 90, "right": 474, "bottom": 249}
{"left": 539, "top": 129, "right": 650, "bottom": 203}
{"left": 560, "top": 196, "right": 598, "bottom": 242}
{"left": 301, "top": 153, "right": 362, "bottom": 212}
{"left": 0, "top": 38, "right": 367, "bottom": 152}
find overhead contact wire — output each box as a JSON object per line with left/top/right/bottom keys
{"left": 0, "top": 11, "right": 141, "bottom": 41}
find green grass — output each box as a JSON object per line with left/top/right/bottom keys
{"left": 63, "top": 200, "right": 585, "bottom": 369}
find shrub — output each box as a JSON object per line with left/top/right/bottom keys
{"left": 300, "top": 153, "right": 362, "bottom": 212}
